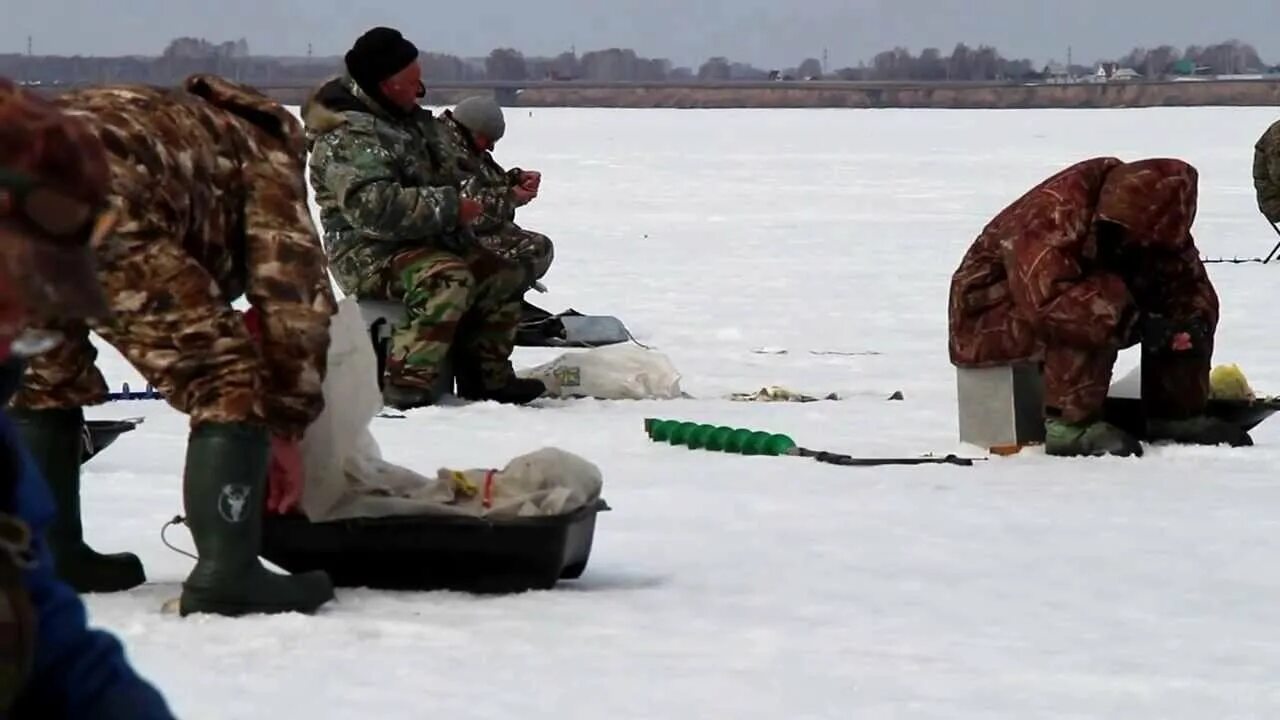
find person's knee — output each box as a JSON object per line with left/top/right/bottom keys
{"left": 405, "top": 260, "right": 475, "bottom": 311}
{"left": 531, "top": 235, "right": 554, "bottom": 279}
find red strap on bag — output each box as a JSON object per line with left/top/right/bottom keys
{"left": 482, "top": 470, "right": 496, "bottom": 510}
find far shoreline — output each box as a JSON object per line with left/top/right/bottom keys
{"left": 34, "top": 78, "right": 1280, "bottom": 110}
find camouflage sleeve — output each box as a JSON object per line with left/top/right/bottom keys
{"left": 1006, "top": 240, "right": 1136, "bottom": 350}
{"left": 243, "top": 149, "right": 338, "bottom": 437}
{"left": 312, "top": 123, "right": 461, "bottom": 242}
{"left": 1254, "top": 137, "right": 1280, "bottom": 223}
{"left": 1148, "top": 240, "right": 1220, "bottom": 331}
{"left": 461, "top": 173, "right": 517, "bottom": 234}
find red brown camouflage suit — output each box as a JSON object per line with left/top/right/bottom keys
{"left": 948, "top": 157, "right": 1219, "bottom": 423}
{"left": 10, "top": 75, "right": 336, "bottom": 437}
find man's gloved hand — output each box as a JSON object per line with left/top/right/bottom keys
{"left": 1143, "top": 313, "right": 1210, "bottom": 355}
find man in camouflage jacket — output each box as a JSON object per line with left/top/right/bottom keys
{"left": 305, "top": 27, "right": 544, "bottom": 409}
{"left": 1253, "top": 119, "right": 1280, "bottom": 223}
{"left": 9, "top": 75, "right": 337, "bottom": 617}
{"left": 948, "top": 157, "right": 1248, "bottom": 457}
{"left": 438, "top": 95, "right": 554, "bottom": 290}
{"left": 0, "top": 75, "right": 175, "bottom": 717}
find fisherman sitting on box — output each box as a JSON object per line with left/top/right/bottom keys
{"left": 947, "top": 157, "right": 1251, "bottom": 458}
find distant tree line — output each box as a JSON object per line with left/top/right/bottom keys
{"left": 1, "top": 36, "right": 1274, "bottom": 88}
{"left": 1113, "top": 40, "right": 1268, "bottom": 77}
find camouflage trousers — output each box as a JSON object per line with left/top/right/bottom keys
{"left": 1039, "top": 344, "right": 1210, "bottom": 423}
{"left": 954, "top": 309, "right": 1211, "bottom": 423}
{"left": 343, "top": 244, "right": 525, "bottom": 392}
{"left": 475, "top": 224, "right": 554, "bottom": 289}
{"left": 10, "top": 233, "right": 266, "bottom": 428}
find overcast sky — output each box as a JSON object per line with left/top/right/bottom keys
{"left": 5, "top": 0, "right": 1279, "bottom": 69}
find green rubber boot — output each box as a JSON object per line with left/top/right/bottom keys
{"left": 1147, "top": 416, "right": 1252, "bottom": 447}
{"left": 1045, "top": 418, "right": 1144, "bottom": 458}
{"left": 10, "top": 407, "right": 146, "bottom": 593}
{"left": 178, "top": 422, "right": 334, "bottom": 617}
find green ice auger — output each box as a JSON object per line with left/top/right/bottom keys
{"left": 642, "top": 418, "right": 978, "bottom": 467}
{"left": 643, "top": 418, "right": 798, "bottom": 456}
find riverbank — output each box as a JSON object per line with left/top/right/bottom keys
{"left": 35, "top": 78, "right": 1280, "bottom": 109}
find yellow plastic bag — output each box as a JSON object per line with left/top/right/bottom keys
{"left": 1209, "top": 364, "right": 1254, "bottom": 401}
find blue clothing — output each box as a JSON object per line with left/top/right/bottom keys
{"left": 0, "top": 410, "right": 174, "bottom": 719}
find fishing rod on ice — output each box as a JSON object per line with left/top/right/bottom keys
{"left": 1202, "top": 220, "right": 1280, "bottom": 265}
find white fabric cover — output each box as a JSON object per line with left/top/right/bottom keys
{"left": 298, "top": 297, "right": 603, "bottom": 522}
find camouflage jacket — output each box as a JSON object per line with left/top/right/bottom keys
{"left": 303, "top": 77, "right": 515, "bottom": 294}
{"left": 437, "top": 110, "right": 524, "bottom": 234}
{"left": 949, "top": 157, "right": 1218, "bottom": 366}
{"left": 1254, "top": 119, "right": 1280, "bottom": 223}
{"left": 55, "top": 75, "right": 336, "bottom": 430}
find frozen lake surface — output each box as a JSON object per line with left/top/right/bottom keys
{"left": 78, "top": 105, "right": 1280, "bottom": 719}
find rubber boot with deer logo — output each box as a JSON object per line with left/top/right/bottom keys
{"left": 178, "top": 421, "right": 333, "bottom": 617}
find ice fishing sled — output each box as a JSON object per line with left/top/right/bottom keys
{"left": 258, "top": 499, "right": 608, "bottom": 593}
{"left": 82, "top": 418, "right": 143, "bottom": 463}
{"left": 1103, "top": 395, "right": 1280, "bottom": 439}
{"left": 1103, "top": 365, "right": 1280, "bottom": 440}
{"left": 79, "top": 417, "right": 609, "bottom": 593}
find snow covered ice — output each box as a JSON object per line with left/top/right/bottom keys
{"left": 81, "top": 106, "right": 1280, "bottom": 718}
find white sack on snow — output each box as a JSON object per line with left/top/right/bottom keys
{"left": 517, "top": 344, "right": 683, "bottom": 400}
{"left": 298, "top": 297, "right": 602, "bottom": 522}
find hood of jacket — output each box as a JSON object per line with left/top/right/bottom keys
{"left": 301, "top": 75, "right": 431, "bottom": 140}
{"left": 1095, "top": 158, "right": 1198, "bottom": 252}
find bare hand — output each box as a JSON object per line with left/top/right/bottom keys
{"left": 512, "top": 185, "right": 537, "bottom": 206}
{"left": 1171, "top": 332, "right": 1193, "bottom": 352}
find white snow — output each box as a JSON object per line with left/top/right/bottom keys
{"left": 76, "top": 106, "right": 1280, "bottom": 719}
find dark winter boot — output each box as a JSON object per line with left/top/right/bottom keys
{"left": 1044, "top": 418, "right": 1144, "bottom": 458}
{"left": 382, "top": 382, "right": 441, "bottom": 411}
{"left": 10, "top": 407, "right": 145, "bottom": 593}
{"left": 1147, "top": 416, "right": 1252, "bottom": 447}
{"left": 178, "top": 422, "right": 333, "bottom": 617}
{"left": 456, "top": 373, "right": 546, "bottom": 405}
{"left": 481, "top": 377, "right": 546, "bottom": 405}
{"left": 452, "top": 346, "right": 545, "bottom": 406}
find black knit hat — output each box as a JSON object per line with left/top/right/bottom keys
{"left": 345, "top": 27, "right": 420, "bottom": 93}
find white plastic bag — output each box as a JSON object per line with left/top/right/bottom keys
{"left": 298, "top": 297, "right": 386, "bottom": 520}
{"left": 436, "top": 447, "right": 604, "bottom": 519}
{"left": 517, "top": 344, "right": 682, "bottom": 400}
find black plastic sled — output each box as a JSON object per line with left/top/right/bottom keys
{"left": 260, "top": 499, "right": 609, "bottom": 593}
{"left": 516, "top": 300, "right": 632, "bottom": 348}
{"left": 83, "top": 417, "right": 609, "bottom": 594}
{"left": 1103, "top": 396, "right": 1280, "bottom": 440}
{"left": 82, "top": 419, "right": 143, "bottom": 464}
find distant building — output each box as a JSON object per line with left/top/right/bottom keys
{"left": 1087, "top": 63, "right": 1142, "bottom": 82}
{"left": 1042, "top": 61, "right": 1072, "bottom": 83}
{"left": 1170, "top": 59, "right": 1212, "bottom": 76}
